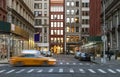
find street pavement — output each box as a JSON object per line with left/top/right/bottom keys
{"left": 0, "top": 54, "right": 120, "bottom": 77}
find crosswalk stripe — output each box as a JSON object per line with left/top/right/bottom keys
{"left": 66, "top": 62, "right": 69, "bottom": 65}
{"left": 108, "top": 69, "right": 116, "bottom": 73}
{"left": 116, "top": 69, "right": 120, "bottom": 73}
{"left": 27, "top": 69, "right": 34, "bottom": 73}
{"left": 0, "top": 70, "right": 6, "bottom": 73}
{"left": 69, "top": 68, "right": 74, "bottom": 73}
{"left": 79, "top": 69, "right": 85, "bottom": 73}
{"left": 60, "top": 62, "right": 63, "bottom": 65}
{"left": 59, "top": 68, "right": 63, "bottom": 73}
{"left": 48, "top": 69, "right": 53, "bottom": 72}
{"left": 79, "top": 63, "right": 83, "bottom": 65}
{"left": 73, "top": 63, "right": 76, "bottom": 65}
{"left": 6, "top": 69, "right": 15, "bottom": 74}
{"left": 98, "top": 69, "right": 106, "bottom": 73}
{"left": 88, "top": 69, "right": 96, "bottom": 73}
{"left": 16, "top": 69, "right": 25, "bottom": 73}
{"left": 37, "top": 69, "right": 43, "bottom": 73}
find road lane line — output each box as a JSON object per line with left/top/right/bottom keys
{"left": 69, "top": 68, "right": 74, "bottom": 73}
{"left": 0, "top": 70, "right": 6, "bottom": 73}
{"left": 27, "top": 69, "right": 34, "bottom": 73}
{"left": 48, "top": 69, "right": 53, "bottom": 72}
{"left": 108, "top": 69, "right": 116, "bottom": 73}
{"left": 37, "top": 69, "right": 43, "bottom": 73}
{"left": 6, "top": 69, "right": 15, "bottom": 74}
{"left": 88, "top": 69, "right": 96, "bottom": 73}
{"left": 59, "top": 68, "right": 63, "bottom": 73}
{"left": 79, "top": 69, "right": 85, "bottom": 73}
{"left": 116, "top": 69, "right": 120, "bottom": 73}
{"left": 16, "top": 69, "right": 25, "bottom": 73}
{"left": 98, "top": 69, "right": 106, "bottom": 73}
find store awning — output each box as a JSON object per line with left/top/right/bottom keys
{"left": 0, "top": 21, "right": 11, "bottom": 32}
{"left": 87, "top": 36, "right": 102, "bottom": 42}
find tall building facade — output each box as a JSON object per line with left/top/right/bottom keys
{"left": 5, "top": 0, "right": 35, "bottom": 57}
{"left": 65, "top": 0, "right": 90, "bottom": 53}
{"left": 89, "top": 0, "right": 101, "bottom": 36}
{"left": 49, "top": 0, "right": 65, "bottom": 54}
{"left": 0, "top": 0, "right": 7, "bottom": 21}
{"left": 34, "top": 0, "right": 49, "bottom": 51}
{"left": 101, "top": 0, "right": 120, "bottom": 56}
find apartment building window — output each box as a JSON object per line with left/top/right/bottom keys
{"left": 44, "top": 3, "right": 47, "bottom": 9}
{"left": 44, "top": 19, "right": 47, "bottom": 25}
{"left": 82, "top": 19, "right": 89, "bottom": 24}
{"left": 44, "top": 27, "right": 47, "bottom": 33}
{"left": 71, "top": 2, "right": 74, "bottom": 6}
{"left": 67, "top": 18, "right": 70, "bottom": 23}
{"left": 82, "top": 11, "right": 89, "bottom": 16}
{"left": 34, "top": 11, "right": 42, "bottom": 17}
{"left": 67, "top": 10, "right": 70, "bottom": 14}
{"left": 71, "top": 10, "right": 74, "bottom": 14}
{"left": 76, "top": 27, "right": 79, "bottom": 32}
{"left": 82, "top": 3, "right": 89, "bottom": 7}
{"left": 76, "top": 1, "right": 79, "bottom": 7}
{"left": 67, "top": 2, "right": 70, "bottom": 6}
{"left": 75, "top": 17, "right": 79, "bottom": 23}
{"left": 35, "top": 19, "right": 42, "bottom": 25}
{"left": 61, "top": 15, "right": 63, "bottom": 19}
{"left": 71, "top": 18, "right": 74, "bottom": 23}
{"left": 44, "top": 11, "right": 47, "bottom": 16}
{"left": 76, "top": 9, "right": 79, "bottom": 15}
{"left": 34, "top": 3, "right": 42, "bottom": 9}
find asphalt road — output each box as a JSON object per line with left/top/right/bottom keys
{"left": 0, "top": 55, "right": 120, "bottom": 77}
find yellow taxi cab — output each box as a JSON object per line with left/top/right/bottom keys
{"left": 9, "top": 50, "right": 56, "bottom": 66}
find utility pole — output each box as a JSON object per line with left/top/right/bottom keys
{"left": 101, "top": 0, "right": 107, "bottom": 63}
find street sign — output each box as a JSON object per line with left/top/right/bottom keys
{"left": 101, "top": 35, "right": 107, "bottom": 42}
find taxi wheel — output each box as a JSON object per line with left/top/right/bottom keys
{"left": 15, "top": 61, "right": 24, "bottom": 66}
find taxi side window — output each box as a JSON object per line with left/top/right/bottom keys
{"left": 20, "top": 54, "right": 35, "bottom": 57}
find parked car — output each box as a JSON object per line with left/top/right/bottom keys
{"left": 45, "top": 51, "right": 53, "bottom": 57}
{"left": 9, "top": 50, "right": 56, "bottom": 66}
{"left": 78, "top": 52, "right": 91, "bottom": 61}
{"left": 74, "top": 51, "right": 81, "bottom": 59}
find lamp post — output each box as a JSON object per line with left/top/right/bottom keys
{"left": 101, "top": 0, "right": 107, "bottom": 63}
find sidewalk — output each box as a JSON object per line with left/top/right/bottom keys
{"left": 0, "top": 59, "right": 9, "bottom": 64}
{"left": 91, "top": 56, "right": 120, "bottom": 65}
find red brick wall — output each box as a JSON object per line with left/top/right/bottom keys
{"left": 89, "top": 0, "right": 101, "bottom": 36}
{"left": 0, "top": 0, "right": 7, "bottom": 21}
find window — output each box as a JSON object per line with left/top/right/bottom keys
{"left": 35, "top": 19, "right": 42, "bottom": 25}
{"left": 67, "top": 10, "right": 70, "bottom": 14}
{"left": 76, "top": 1, "right": 79, "bottom": 7}
{"left": 76, "top": 27, "right": 79, "bottom": 32}
{"left": 71, "top": 10, "right": 74, "bottom": 14}
{"left": 44, "top": 11, "right": 47, "bottom": 16}
{"left": 44, "top": 3, "right": 47, "bottom": 9}
{"left": 71, "top": 18, "right": 74, "bottom": 23}
{"left": 82, "top": 19, "right": 89, "bottom": 24}
{"left": 67, "top": 18, "right": 70, "bottom": 23}
{"left": 76, "top": 9, "right": 79, "bottom": 15}
{"left": 67, "top": 2, "right": 70, "bottom": 6}
{"left": 71, "top": 2, "right": 74, "bottom": 6}
{"left": 34, "top": 11, "right": 42, "bottom": 17}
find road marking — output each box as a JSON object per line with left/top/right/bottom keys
{"left": 59, "top": 68, "right": 63, "bottom": 73}
{"left": 86, "top": 63, "right": 90, "bottom": 65}
{"left": 37, "top": 69, "right": 43, "bottom": 73}
{"left": 27, "top": 69, "right": 34, "bottom": 73}
{"left": 73, "top": 63, "right": 76, "bottom": 65}
{"left": 69, "top": 68, "right": 74, "bottom": 73}
{"left": 98, "top": 69, "right": 106, "bottom": 73}
{"left": 79, "top": 69, "right": 85, "bottom": 73}
{"left": 48, "top": 69, "right": 53, "bottom": 72}
{"left": 79, "top": 63, "right": 83, "bottom": 65}
{"left": 66, "top": 62, "right": 69, "bottom": 65}
{"left": 16, "top": 69, "right": 25, "bottom": 73}
{"left": 6, "top": 69, "right": 15, "bottom": 74}
{"left": 116, "top": 69, "right": 120, "bottom": 73}
{"left": 108, "top": 69, "right": 116, "bottom": 73}
{"left": 88, "top": 69, "right": 96, "bottom": 73}
{"left": 0, "top": 70, "right": 6, "bottom": 73}
{"left": 60, "top": 62, "right": 63, "bottom": 65}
